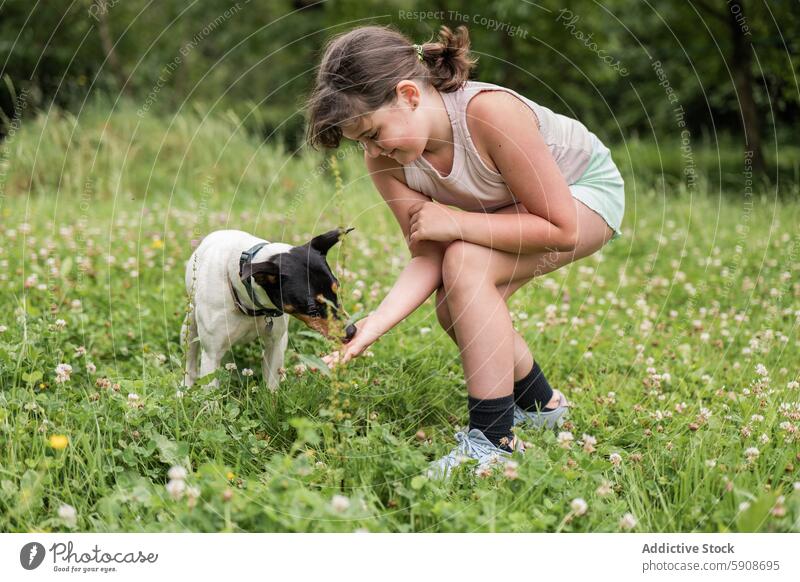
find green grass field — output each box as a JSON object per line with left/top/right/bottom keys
{"left": 0, "top": 105, "right": 798, "bottom": 532}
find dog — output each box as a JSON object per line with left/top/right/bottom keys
{"left": 181, "top": 227, "right": 354, "bottom": 390}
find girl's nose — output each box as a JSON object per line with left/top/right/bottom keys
{"left": 364, "top": 141, "right": 382, "bottom": 158}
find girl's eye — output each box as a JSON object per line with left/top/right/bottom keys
{"left": 371, "top": 131, "right": 379, "bottom": 141}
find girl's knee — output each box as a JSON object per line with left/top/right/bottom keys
{"left": 441, "top": 241, "right": 492, "bottom": 290}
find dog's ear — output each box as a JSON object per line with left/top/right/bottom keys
{"left": 308, "top": 227, "right": 354, "bottom": 256}
{"left": 242, "top": 260, "right": 281, "bottom": 285}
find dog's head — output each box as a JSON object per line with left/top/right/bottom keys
{"left": 242, "top": 227, "right": 356, "bottom": 340}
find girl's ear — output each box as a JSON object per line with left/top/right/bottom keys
{"left": 396, "top": 80, "right": 420, "bottom": 106}
{"left": 309, "top": 227, "right": 355, "bottom": 256}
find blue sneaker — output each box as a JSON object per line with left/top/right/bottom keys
{"left": 512, "top": 389, "right": 570, "bottom": 429}
{"left": 427, "top": 428, "right": 522, "bottom": 480}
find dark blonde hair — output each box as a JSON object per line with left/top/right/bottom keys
{"left": 304, "top": 24, "right": 478, "bottom": 150}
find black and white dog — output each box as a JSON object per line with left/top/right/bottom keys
{"left": 181, "top": 227, "right": 354, "bottom": 390}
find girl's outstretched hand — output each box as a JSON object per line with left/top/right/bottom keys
{"left": 322, "top": 316, "right": 380, "bottom": 368}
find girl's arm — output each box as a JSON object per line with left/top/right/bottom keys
{"left": 409, "top": 91, "right": 580, "bottom": 255}
{"left": 345, "top": 152, "right": 448, "bottom": 347}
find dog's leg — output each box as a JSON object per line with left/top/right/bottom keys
{"left": 181, "top": 310, "right": 199, "bottom": 387}
{"left": 198, "top": 346, "right": 224, "bottom": 389}
{"left": 262, "top": 324, "right": 288, "bottom": 392}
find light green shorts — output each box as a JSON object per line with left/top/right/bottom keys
{"left": 569, "top": 133, "right": 625, "bottom": 243}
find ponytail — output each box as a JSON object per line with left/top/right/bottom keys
{"left": 417, "top": 25, "right": 478, "bottom": 93}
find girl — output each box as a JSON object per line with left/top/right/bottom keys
{"left": 305, "top": 25, "right": 624, "bottom": 478}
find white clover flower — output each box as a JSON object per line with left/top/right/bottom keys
{"left": 127, "top": 393, "right": 139, "bottom": 401}
{"left": 570, "top": 498, "right": 588, "bottom": 516}
{"left": 0, "top": 325, "right": 7, "bottom": 333}
{"left": 54, "top": 319, "right": 67, "bottom": 330}
{"left": 242, "top": 368, "right": 254, "bottom": 377}
{"left": 166, "top": 479, "right": 186, "bottom": 500}
{"left": 58, "top": 503, "right": 77, "bottom": 527}
{"left": 419, "top": 327, "right": 431, "bottom": 335}
{"left": 503, "top": 460, "right": 519, "bottom": 480}
{"left": 331, "top": 494, "right": 350, "bottom": 513}
{"left": 225, "top": 362, "right": 237, "bottom": 371}
{"left": 609, "top": 452, "right": 622, "bottom": 466}
{"left": 475, "top": 465, "right": 493, "bottom": 478}
{"left": 54, "top": 363, "right": 73, "bottom": 383}
{"left": 744, "top": 447, "right": 760, "bottom": 462}
{"left": 705, "top": 459, "right": 717, "bottom": 468}
{"left": 619, "top": 512, "right": 637, "bottom": 530}
{"left": 738, "top": 501, "right": 751, "bottom": 512}
{"left": 759, "top": 433, "right": 770, "bottom": 444}
{"left": 755, "top": 363, "right": 769, "bottom": 377}
{"left": 596, "top": 481, "right": 613, "bottom": 496}
{"left": 86, "top": 362, "right": 96, "bottom": 374}
{"left": 168, "top": 465, "right": 187, "bottom": 481}
{"left": 582, "top": 434, "right": 597, "bottom": 453}
{"left": 557, "top": 431, "right": 574, "bottom": 449}
{"left": 787, "top": 381, "right": 799, "bottom": 390}
{"left": 74, "top": 346, "right": 87, "bottom": 358}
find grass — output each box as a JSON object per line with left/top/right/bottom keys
{"left": 0, "top": 103, "right": 798, "bottom": 532}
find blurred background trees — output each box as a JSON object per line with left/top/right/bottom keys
{"left": 1, "top": 0, "right": 797, "bottom": 183}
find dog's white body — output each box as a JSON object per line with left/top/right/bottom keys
{"left": 181, "top": 230, "right": 292, "bottom": 390}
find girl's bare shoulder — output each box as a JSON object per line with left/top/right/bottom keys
{"left": 465, "top": 90, "right": 543, "bottom": 172}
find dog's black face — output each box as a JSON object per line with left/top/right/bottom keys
{"left": 244, "top": 228, "right": 354, "bottom": 339}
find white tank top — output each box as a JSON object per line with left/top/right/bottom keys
{"left": 402, "top": 80, "right": 595, "bottom": 212}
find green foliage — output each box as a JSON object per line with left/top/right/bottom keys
{"left": 1, "top": 0, "right": 797, "bottom": 159}
{"left": 0, "top": 104, "right": 798, "bottom": 532}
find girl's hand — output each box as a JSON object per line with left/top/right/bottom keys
{"left": 408, "top": 202, "right": 460, "bottom": 247}
{"left": 322, "top": 316, "right": 380, "bottom": 367}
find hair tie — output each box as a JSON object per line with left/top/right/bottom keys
{"left": 412, "top": 44, "right": 424, "bottom": 62}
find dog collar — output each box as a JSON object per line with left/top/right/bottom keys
{"left": 231, "top": 241, "right": 284, "bottom": 318}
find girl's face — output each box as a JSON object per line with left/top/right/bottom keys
{"left": 341, "top": 80, "right": 429, "bottom": 164}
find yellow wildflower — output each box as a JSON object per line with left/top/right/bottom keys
{"left": 49, "top": 434, "right": 69, "bottom": 450}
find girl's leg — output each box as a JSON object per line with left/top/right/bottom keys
{"left": 436, "top": 282, "right": 532, "bottom": 381}
{"left": 440, "top": 200, "right": 614, "bottom": 445}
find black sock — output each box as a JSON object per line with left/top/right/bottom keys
{"left": 513, "top": 360, "right": 555, "bottom": 412}
{"left": 468, "top": 394, "right": 515, "bottom": 451}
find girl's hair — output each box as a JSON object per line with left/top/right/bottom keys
{"left": 304, "top": 24, "right": 478, "bottom": 150}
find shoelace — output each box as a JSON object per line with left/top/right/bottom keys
{"left": 446, "top": 431, "right": 497, "bottom": 464}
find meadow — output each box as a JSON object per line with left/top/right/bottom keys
{"left": 0, "top": 104, "right": 798, "bottom": 532}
